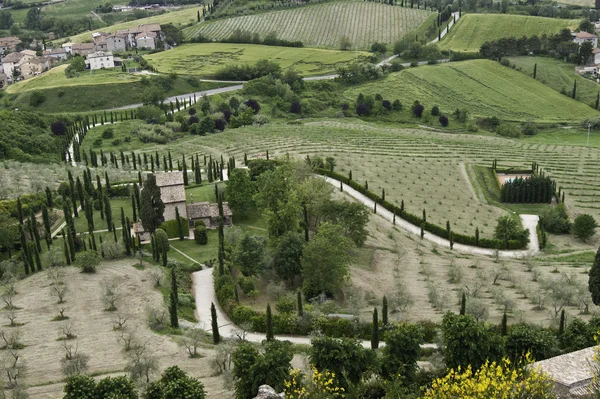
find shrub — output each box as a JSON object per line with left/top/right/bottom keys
{"left": 75, "top": 250, "right": 100, "bottom": 273}
{"left": 194, "top": 225, "right": 207, "bottom": 245}
{"left": 275, "top": 295, "right": 296, "bottom": 314}
{"left": 102, "top": 128, "right": 114, "bottom": 139}
{"left": 540, "top": 204, "right": 570, "bottom": 234}
{"left": 238, "top": 276, "right": 256, "bottom": 295}
{"left": 439, "top": 115, "right": 449, "bottom": 127}
{"left": 572, "top": 214, "right": 598, "bottom": 241}
{"left": 51, "top": 120, "right": 67, "bottom": 136}
{"left": 29, "top": 91, "right": 46, "bottom": 106}
{"left": 477, "top": 116, "right": 500, "bottom": 131}
{"left": 252, "top": 115, "right": 270, "bottom": 126}
{"left": 112, "top": 139, "right": 121, "bottom": 146}
{"left": 290, "top": 101, "right": 301, "bottom": 114}
{"left": 159, "top": 217, "right": 188, "bottom": 238}
{"left": 382, "top": 100, "right": 392, "bottom": 111}
{"left": 412, "top": 101, "right": 424, "bottom": 117}
{"left": 392, "top": 99, "right": 402, "bottom": 111}
{"left": 155, "top": 229, "right": 170, "bottom": 252}
{"left": 93, "top": 138, "right": 103, "bottom": 147}
{"left": 356, "top": 103, "right": 370, "bottom": 116}
{"left": 496, "top": 124, "right": 521, "bottom": 139}
{"left": 244, "top": 99, "right": 261, "bottom": 114}
{"left": 431, "top": 106, "right": 440, "bottom": 116}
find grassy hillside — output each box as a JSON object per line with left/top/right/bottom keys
{"left": 183, "top": 2, "right": 432, "bottom": 49}
{"left": 6, "top": 65, "right": 141, "bottom": 94}
{"left": 440, "top": 14, "right": 579, "bottom": 52}
{"left": 67, "top": 5, "right": 204, "bottom": 43}
{"left": 507, "top": 56, "right": 600, "bottom": 109}
{"left": 145, "top": 43, "right": 372, "bottom": 77}
{"left": 344, "top": 59, "right": 599, "bottom": 121}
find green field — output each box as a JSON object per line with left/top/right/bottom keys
{"left": 145, "top": 43, "right": 372, "bottom": 77}
{"left": 6, "top": 65, "right": 141, "bottom": 94}
{"left": 67, "top": 5, "right": 204, "bottom": 44}
{"left": 507, "top": 56, "right": 600, "bottom": 109}
{"left": 5, "top": 70, "right": 233, "bottom": 113}
{"left": 440, "top": 14, "right": 579, "bottom": 52}
{"left": 345, "top": 59, "right": 600, "bottom": 121}
{"left": 183, "top": 1, "right": 432, "bottom": 49}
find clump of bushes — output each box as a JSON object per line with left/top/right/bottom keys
{"left": 194, "top": 221, "right": 207, "bottom": 245}
{"left": 540, "top": 203, "right": 570, "bottom": 234}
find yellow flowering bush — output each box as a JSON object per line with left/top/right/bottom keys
{"left": 423, "top": 356, "right": 556, "bottom": 399}
{"left": 284, "top": 367, "right": 345, "bottom": 399}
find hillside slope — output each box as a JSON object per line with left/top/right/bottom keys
{"left": 440, "top": 14, "right": 579, "bottom": 52}
{"left": 345, "top": 59, "right": 599, "bottom": 121}
{"left": 183, "top": 2, "right": 432, "bottom": 49}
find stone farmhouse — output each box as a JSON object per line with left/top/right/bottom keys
{"left": 90, "top": 23, "right": 163, "bottom": 52}
{"left": 0, "top": 37, "right": 21, "bottom": 53}
{"left": 0, "top": 49, "right": 57, "bottom": 81}
{"left": 134, "top": 172, "right": 233, "bottom": 241}
{"left": 532, "top": 346, "right": 597, "bottom": 398}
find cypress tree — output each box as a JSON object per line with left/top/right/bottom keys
{"left": 30, "top": 212, "right": 41, "bottom": 253}
{"left": 446, "top": 220, "right": 451, "bottom": 235}
{"left": 266, "top": 304, "right": 274, "bottom": 341}
{"left": 169, "top": 265, "right": 179, "bottom": 328}
{"left": 558, "top": 309, "right": 565, "bottom": 335}
{"left": 182, "top": 157, "right": 188, "bottom": 186}
{"left": 131, "top": 193, "right": 137, "bottom": 223}
{"left": 297, "top": 291, "right": 304, "bottom": 317}
{"left": 19, "top": 225, "right": 30, "bottom": 274}
{"left": 382, "top": 189, "right": 385, "bottom": 201}
{"left": 460, "top": 292, "right": 466, "bottom": 315}
{"left": 400, "top": 199, "right": 404, "bottom": 214}
{"left": 371, "top": 307, "right": 379, "bottom": 350}
{"left": 17, "top": 197, "right": 23, "bottom": 224}
{"left": 423, "top": 209, "right": 426, "bottom": 223}
{"left": 393, "top": 213, "right": 396, "bottom": 225}
{"left": 382, "top": 295, "right": 388, "bottom": 325}
{"left": 420, "top": 223, "right": 424, "bottom": 239}
{"left": 572, "top": 80, "right": 577, "bottom": 99}
{"left": 348, "top": 170, "right": 352, "bottom": 181}
{"left": 449, "top": 232, "right": 454, "bottom": 250}
{"left": 211, "top": 302, "right": 220, "bottom": 344}
{"left": 365, "top": 181, "right": 368, "bottom": 190}
{"left": 176, "top": 207, "right": 184, "bottom": 240}
{"left": 168, "top": 151, "right": 173, "bottom": 170}
{"left": 501, "top": 311, "right": 508, "bottom": 336}
{"left": 113, "top": 223, "right": 118, "bottom": 243}
{"left": 533, "top": 63, "right": 537, "bottom": 79}
{"left": 45, "top": 187, "right": 53, "bottom": 208}
{"left": 475, "top": 227, "right": 480, "bottom": 246}
{"left": 104, "top": 194, "right": 112, "bottom": 232}
{"left": 67, "top": 227, "right": 75, "bottom": 262}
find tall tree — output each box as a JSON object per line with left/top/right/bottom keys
{"left": 175, "top": 207, "right": 184, "bottom": 240}
{"left": 211, "top": 302, "right": 220, "bottom": 344}
{"left": 30, "top": 212, "right": 42, "bottom": 253}
{"left": 588, "top": 247, "right": 600, "bottom": 306}
{"left": 169, "top": 265, "right": 179, "bottom": 328}
{"left": 226, "top": 169, "right": 255, "bottom": 216}
{"left": 104, "top": 194, "right": 112, "bottom": 232}
{"left": 41, "top": 204, "right": 52, "bottom": 249}
{"left": 460, "top": 292, "right": 466, "bottom": 315}
{"left": 533, "top": 63, "right": 537, "bottom": 79}
{"left": 371, "top": 307, "right": 379, "bottom": 350}
{"left": 266, "top": 304, "right": 274, "bottom": 341}
{"left": 140, "top": 174, "right": 165, "bottom": 233}
{"left": 297, "top": 291, "right": 303, "bottom": 317}
{"left": 382, "top": 295, "right": 388, "bottom": 325}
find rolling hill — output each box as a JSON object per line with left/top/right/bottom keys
{"left": 440, "top": 14, "right": 579, "bottom": 52}
{"left": 345, "top": 59, "right": 599, "bottom": 121}
{"left": 182, "top": 1, "right": 432, "bottom": 49}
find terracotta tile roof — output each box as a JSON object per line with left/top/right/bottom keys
{"left": 1, "top": 52, "right": 23, "bottom": 63}
{"left": 155, "top": 172, "right": 184, "bottom": 187}
{"left": 72, "top": 43, "right": 95, "bottom": 50}
{"left": 576, "top": 31, "right": 598, "bottom": 39}
{"left": 186, "top": 202, "right": 232, "bottom": 219}
{"left": 136, "top": 32, "right": 157, "bottom": 40}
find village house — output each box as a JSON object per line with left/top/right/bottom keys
{"left": 71, "top": 43, "right": 95, "bottom": 56}
{"left": 573, "top": 31, "right": 599, "bottom": 47}
{"left": 1, "top": 49, "right": 36, "bottom": 80}
{"left": 0, "top": 36, "right": 21, "bottom": 53}
{"left": 85, "top": 51, "right": 115, "bottom": 70}
{"left": 43, "top": 47, "right": 67, "bottom": 60}
{"left": 127, "top": 23, "right": 162, "bottom": 49}
{"left": 155, "top": 172, "right": 188, "bottom": 222}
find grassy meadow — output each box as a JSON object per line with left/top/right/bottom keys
{"left": 440, "top": 14, "right": 579, "bottom": 52}
{"left": 183, "top": 1, "right": 432, "bottom": 49}
{"left": 345, "top": 59, "right": 600, "bottom": 121}
{"left": 145, "top": 43, "right": 372, "bottom": 77}
{"left": 507, "top": 56, "right": 600, "bottom": 109}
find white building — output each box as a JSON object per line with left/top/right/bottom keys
{"left": 86, "top": 51, "right": 115, "bottom": 70}
{"left": 573, "top": 31, "right": 598, "bottom": 48}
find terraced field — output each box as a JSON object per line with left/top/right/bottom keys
{"left": 93, "top": 120, "right": 600, "bottom": 245}
{"left": 440, "top": 14, "right": 579, "bottom": 52}
{"left": 345, "top": 59, "right": 600, "bottom": 121}
{"left": 145, "top": 43, "right": 372, "bottom": 77}
{"left": 183, "top": 1, "right": 432, "bottom": 49}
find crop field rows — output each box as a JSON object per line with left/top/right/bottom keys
{"left": 183, "top": 2, "right": 432, "bottom": 48}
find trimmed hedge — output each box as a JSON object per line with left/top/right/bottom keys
{"left": 194, "top": 225, "right": 207, "bottom": 245}
{"left": 315, "top": 168, "right": 527, "bottom": 250}
{"left": 159, "top": 217, "right": 188, "bottom": 239}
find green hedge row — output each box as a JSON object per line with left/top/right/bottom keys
{"left": 315, "top": 168, "right": 527, "bottom": 250}
{"left": 159, "top": 217, "right": 188, "bottom": 239}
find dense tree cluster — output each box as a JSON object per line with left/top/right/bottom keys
{"left": 500, "top": 174, "right": 555, "bottom": 204}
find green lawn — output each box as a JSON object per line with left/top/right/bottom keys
{"left": 182, "top": 1, "right": 432, "bottom": 49}
{"left": 73, "top": 198, "right": 134, "bottom": 233}
{"left": 345, "top": 59, "right": 600, "bottom": 121}
{"left": 7, "top": 74, "right": 233, "bottom": 113}
{"left": 507, "top": 56, "right": 600, "bottom": 109}
{"left": 145, "top": 43, "right": 372, "bottom": 77}
{"left": 523, "top": 128, "right": 600, "bottom": 148}
{"left": 185, "top": 182, "right": 225, "bottom": 203}
{"left": 170, "top": 231, "right": 219, "bottom": 264}
{"left": 440, "top": 14, "right": 579, "bottom": 52}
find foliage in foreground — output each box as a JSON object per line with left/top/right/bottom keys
{"left": 423, "top": 356, "right": 556, "bottom": 399}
